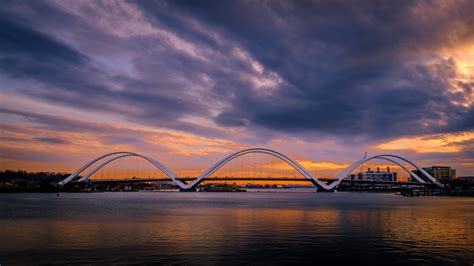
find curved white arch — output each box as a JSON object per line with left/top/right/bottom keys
{"left": 59, "top": 149, "right": 444, "bottom": 190}
{"left": 379, "top": 154, "right": 442, "bottom": 186}
{"left": 182, "top": 148, "right": 326, "bottom": 190}
{"left": 332, "top": 156, "right": 426, "bottom": 185}
{"left": 329, "top": 154, "right": 443, "bottom": 189}
{"left": 77, "top": 154, "right": 133, "bottom": 182}
{"left": 58, "top": 152, "right": 183, "bottom": 187}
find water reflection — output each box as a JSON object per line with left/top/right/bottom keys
{"left": 0, "top": 192, "right": 473, "bottom": 264}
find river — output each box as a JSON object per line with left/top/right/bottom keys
{"left": 0, "top": 192, "right": 473, "bottom": 265}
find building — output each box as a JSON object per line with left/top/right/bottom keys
{"left": 412, "top": 166, "right": 456, "bottom": 183}
{"left": 347, "top": 167, "right": 397, "bottom": 182}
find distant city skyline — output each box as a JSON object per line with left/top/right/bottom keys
{"left": 0, "top": 1, "right": 473, "bottom": 176}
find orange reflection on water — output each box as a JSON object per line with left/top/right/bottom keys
{"left": 1, "top": 193, "right": 473, "bottom": 264}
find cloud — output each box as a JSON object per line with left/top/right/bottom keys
{"left": 0, "top": 107, "right": 246, "bottom": 170}
{"left": 375, "top": 131, "right": 474, "bottom": 153}
{"left": 0, "top": 1, "right": 286, "bottom": 140}
{"left": 0, "top": 17, "right": 86, "bottom": 64}
{"left": 0, "top": 108, "right": 106, "bottom": 133}
{"left": 35, "top": 137, "right": 70, "bottom": 145}
{"left": 174, "top": 1, "right": 474, "bottom": 140}
{"left": 0, "top": 0, "right": 473, "bottom": 175}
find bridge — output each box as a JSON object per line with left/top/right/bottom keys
{"left": 58, "top": 148, "right": 444, "bottom": 191}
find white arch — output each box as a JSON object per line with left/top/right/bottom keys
{"left": 77, "top": 154, "right": 133, "bottom": 182}
{"left": 328, "top": 154, "right": 443, "bottom": 189}
{"left": 58, "top": 152, "right": 184, "bottom": 187}
{"left": 60, "top": 148, "right": 325, "bottom": 190}
{"left": 379, "top": 154, "right": 443, "bottom": 186}
{"left": 59, "top": 149, "right": 444, "bottom": 190}
{"left": 332, "top": 156, "right": 426, "bottom": 185}
{"left": 182, "top": 148, "right": 327, "bottom": 190}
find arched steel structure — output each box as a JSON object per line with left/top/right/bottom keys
{"left": 331, "top": 154, "right": 443, "bottom": 189}
{"left": 183, "top": 148, "right": 324, "bottom": 190}
{"left": 339, "top": 156, "right": 426, "bottom": 184}
{"left": 59, "top": 148, "right": 444, "bottom": 190}
{"left": 77, "top": 154, "right": 134, "bottom": 182}
{"left": 57, "top": 152, "right": 183, "bottom": 187}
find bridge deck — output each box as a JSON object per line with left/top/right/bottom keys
{"left": 80, "top": 177, "right": 425, "bottom": 186}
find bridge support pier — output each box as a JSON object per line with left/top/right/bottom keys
{"left": 311, "top": 180, "right": 335, "bottom": 192}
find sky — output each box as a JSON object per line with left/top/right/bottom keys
{"left": 0, "top": 0, "right": 473, "bottom": 177}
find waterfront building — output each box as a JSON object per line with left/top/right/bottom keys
{"left": 412, "top": 166, "right": 456, "bottom": 183}
{"left": 347, "top": 167, "right": 397, "bottom": 182}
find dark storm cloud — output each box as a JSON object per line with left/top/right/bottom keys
{"left": 0, "top": 6, "right": 213, "bottom": 136}
{"left": 35, "top": 137, "right": 69, "bottom": 145}
{"left": 1, "top": 0, "right": 473, "bottom": 143}
{"left": 0, "top": 146, "right": 74, "bottom": 163}
{"left": 158, "top": 0, "right": 474, "bottom": 139}
{"left": 0, "top": 108, "right": 106, "bottom": 133}
{"left": 0, "top": 17, "right": 85, "bottom": 64}
{"left": 0, "top": 13, "right": 126, "bottom": 111}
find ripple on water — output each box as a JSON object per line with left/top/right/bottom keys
{"left": 0, "top": 192, "right": 473, "bottom": 265}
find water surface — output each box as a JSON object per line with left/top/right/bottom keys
{"left": 0, "top": 192, "right": 473, "bottom": 265}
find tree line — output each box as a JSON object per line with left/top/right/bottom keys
{"left": 0, "top": 170, "right": 71, "bottom": 183}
